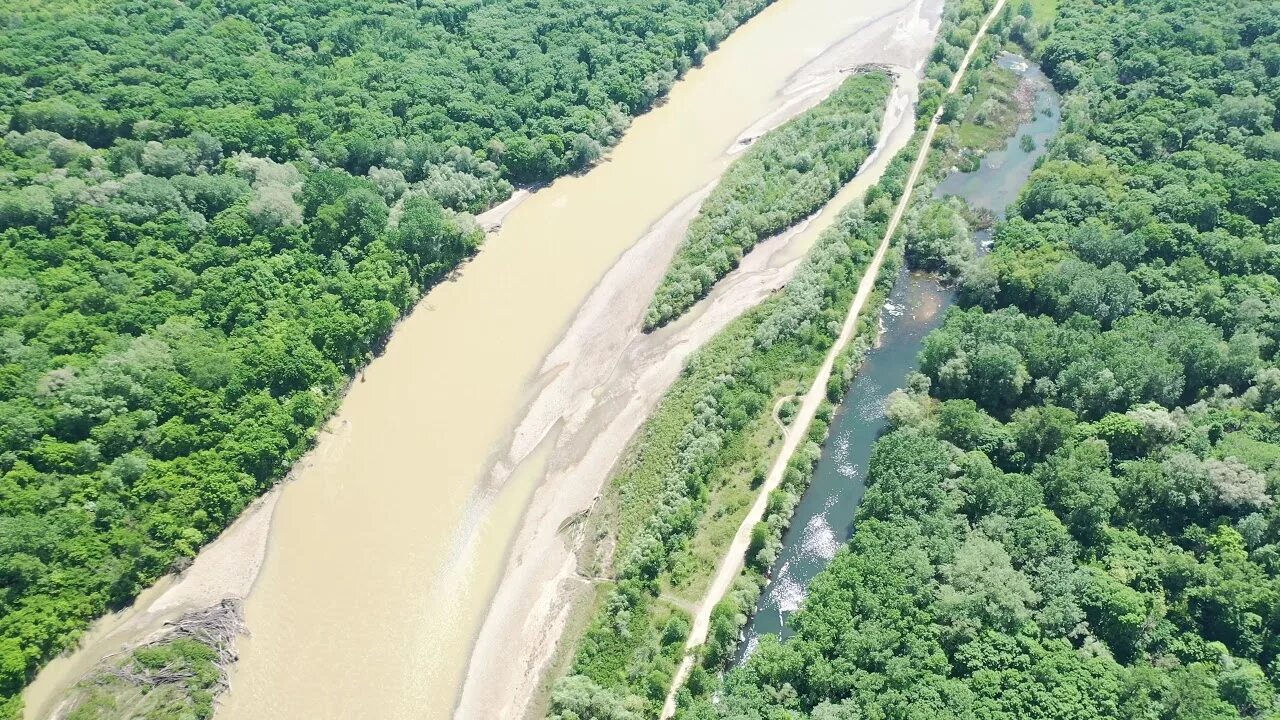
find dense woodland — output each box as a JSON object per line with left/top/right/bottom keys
{"left": 0, "top": 0, "right": 782, "bottom": 715}
{"left": 2, "top": 0, "right": 774, "bottom": 186}
{"left": 644, "top": 71, "right": 891, "bottom": 329}
{"left": 685, "top": 0, "right": 1280, "bottom": 718}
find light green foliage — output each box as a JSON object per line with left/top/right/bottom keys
{"left": 916, "top": 0, "right": 1004, "bottom": 123}
{"left": 63, "top": 639, "right": 221, "bottom": 720}
{"left": 904, "top": 196, "right": 975, "bottom": 274}
{"left": 955, "top": 61, "right": 1023, "bottom": 153}
{"left": 547, "top": 674, "right": 645, "bottom": 720}
{"left": 644, "top": 72, "right": 892, "bottom": 329}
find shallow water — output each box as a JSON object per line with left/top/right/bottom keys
{"left": 738, "top": 52, "right": 1061, "bottom": 658}
{"left": 934, "top": 53, "right": 1062, "bottom": 216}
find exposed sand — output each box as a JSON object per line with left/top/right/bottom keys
{"left": 456, "top": 3, "right": 943, "bottom": 716}
{"left": 475, "top": 189, "right": 531, "bottom": 233}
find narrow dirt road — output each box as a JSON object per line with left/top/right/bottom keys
{"left": 771, "top": 395, "right": 795, "bottom": 438}
{"left": 660, "top": 1, "right": 1009, "bottom": 714}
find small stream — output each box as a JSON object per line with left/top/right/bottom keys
{"left": 737, "top": 52, "right": 1061, "bottom": 659}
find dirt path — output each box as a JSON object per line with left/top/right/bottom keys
{"left": 771, "top": 395, "right": 795, "bottom": 438}
{"left": 659, "top": 1, "right": 1009, "bottom": 715}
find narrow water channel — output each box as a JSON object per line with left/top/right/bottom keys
{"left": 739, "top": 52, "right": 1061, "bottom": 658}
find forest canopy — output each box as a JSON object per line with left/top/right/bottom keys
{"left": 1, "top": 0, "right": 774, "bottom": 184}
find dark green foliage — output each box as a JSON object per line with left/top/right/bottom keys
{"left": 1, "top": 0, "right": 774, "bottom": 186}
{"left": 687, "top": 0, "right": 1280, "bottom": 717}
{"left": 644, "top": 72, "right": 892, "bottom": 329}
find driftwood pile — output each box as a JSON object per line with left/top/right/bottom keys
{"left": 106, "top": 599, "right": 245, "bottom": 694}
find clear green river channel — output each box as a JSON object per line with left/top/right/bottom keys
{"left": 739, "top": 52, "right": 1062, "bottom": 656}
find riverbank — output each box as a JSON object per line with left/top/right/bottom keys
{"left": 643, "top": 70, "right": 892, "bottom": 330}
{"left": 19, "top": 1, "right": 973, "bottom": 718}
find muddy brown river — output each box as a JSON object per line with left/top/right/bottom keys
{"left": 22, "top": 0, "right": 940, "bottom": 718}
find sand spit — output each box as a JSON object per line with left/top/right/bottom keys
{"left": 455, "top": 3, "right": 940, "bottom": 716}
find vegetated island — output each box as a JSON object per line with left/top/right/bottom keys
{"left": 643, "top": 70, "right": 893, "bottom": 330}
{"left": 541, "top": 0, "right": 1085, "bottom": 715}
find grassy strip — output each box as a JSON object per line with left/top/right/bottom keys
{"left": 954, "top": 62, "right": 1024, "bottom": 156}
{"left": 644, "top": 72, "right": 893, "bottom": 330}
